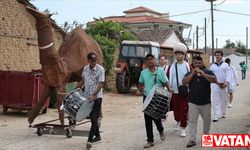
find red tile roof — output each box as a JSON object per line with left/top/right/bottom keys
{"left": 123, "top": 6, "right": 162, "bottom": 15}
{"left": 101, "top": 16, "right": 191, "bottom": 26}
{"left": 131, "top": 29, "right": 186, "bottom": 45}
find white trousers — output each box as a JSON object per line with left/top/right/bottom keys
{"left": 211, "top": 85, "right": 228, "bottom": 120}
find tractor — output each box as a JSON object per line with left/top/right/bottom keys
{"left": 115, "top": 40, "right": 160, "bottom": 93}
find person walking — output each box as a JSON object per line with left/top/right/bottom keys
{"left": 240, "top": 61, "right": 247, "bottom": 80}
{"left": 225, "top": 58, "right": 239, "bottom": 108}
{"left": 183, "top": 56, "right": 217, "bottom": 147}
{"left": 159, "top": 55, "right": 169, "bottom": 122}
{"left": 77, "top": 52, "right": 105, "bottom": 149}
{"left": 210, "top": 51, "right": 230, "bottom": 122}
{"left": 168, "top": 43, "right": 190, "bottom": 137}
{"left": 138, "top": 53, "right": 171, "bottom": 148}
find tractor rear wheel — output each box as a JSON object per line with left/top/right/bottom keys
{"left": 116, "top": 71, "right": 131, "bottom": 93}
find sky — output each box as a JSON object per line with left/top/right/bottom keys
{"left": 30, "top": 0, "right": 250, "bottom": 49}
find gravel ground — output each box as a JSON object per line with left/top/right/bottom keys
{"left": 0, "top": 72, "right": 249, "bottom": 150}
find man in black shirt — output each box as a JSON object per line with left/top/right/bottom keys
{"left": 183, "top": 56, "right": 217, "bottom": 148}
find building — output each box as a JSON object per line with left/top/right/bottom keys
{"left": 0, "top": 0, "right": 65, "bottom": 71}
{"left": 132, "top": 28, "right": 205, "bottom": 65}
{"left": 91, "top": 6, "right": 191, "bottom": 36}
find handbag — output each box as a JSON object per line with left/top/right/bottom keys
{"left": 175, "top": 63, "right": 188, "bottom": 97}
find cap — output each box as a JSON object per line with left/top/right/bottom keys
{"left": 146, "top": 53, "right": 155, "bottom": 59}
{"left": 87, "top": 52, "right": 97, "bottom": 60}
{"left": 174, "top": 43, "right": 187, "bottom": 54}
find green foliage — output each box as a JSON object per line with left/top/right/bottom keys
{"left": 120, "top": 31, "right": 138, "bottom": 41}
{"left": 223, "top": 39, "right": 247, "bottom": 54}
{"left": 62, "top": 20, "right": 84, "bottom": 32}
{"left": 236, "top": 40, "right": 246, "bottom": 54}
{"left": 85, "top": 20, "right": 137, "bottom": 75}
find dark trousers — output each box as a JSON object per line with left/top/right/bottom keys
{"left": 143, "top": 96, "right": 164, "bottom": 142}
{"left": 172, "top": 94, "right": 188, "bottom": 128}
{"left": 88, "top": 98, "right": 102, "bottom": 142}
{"left": 242, "top": 70, "right": 246, "bottom": 80}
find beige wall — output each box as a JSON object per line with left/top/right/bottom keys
{"left": 0, "top": 0, "right": 64, "bottom": 71}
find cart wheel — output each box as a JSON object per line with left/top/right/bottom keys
{"left": 66, "top": 129, "right": 73, "bottom": 138}
{"left": 37, "top": 128, "right": 44, "bottom": 136}
{"left": 41, "top": 108, "right": 47, "bottom": 114}
{"left": 3, "top": 106, "right": 8, "bottom": 114}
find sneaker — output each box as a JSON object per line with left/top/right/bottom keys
{"left": 91, "top": 136, "right": 102, "bottom": 143}
{"left": 86, "top": 142, "right": 92, "bottom": 149}
{"left": 186, "top": 140, "right": 196, "bottom": 147}
{"left": 175, "top": 122, "right": 180, "bottom": 131}
{"left": 213, "top": 119, "right": 218, "bottom": 122}
{"left": 222, "top": 114, "right": 226, "bottom": 118}
{"left": 228, "top": 104, "right": 232, "bottom": 108}
{"left": 144, "top": 142, "right": 154, "bottom": 148}
{"left": 159, "top": 132, "right": 166, "bottom": 141}
{"left": 180, "top": 128, "right": 186, "bottom": 137}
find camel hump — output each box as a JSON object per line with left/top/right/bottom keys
{"left": 58, "top": 27, "right": 104, "bottom": 72}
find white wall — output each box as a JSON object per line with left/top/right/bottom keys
{"left": 162, "top": 32, "right": 182, "bottom": 48}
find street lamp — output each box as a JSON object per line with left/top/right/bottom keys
{"left": 206, "top": 0, "right": 216, "bottom": 63}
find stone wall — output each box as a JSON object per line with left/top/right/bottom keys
{"left": 0, "top": 0, "right": 64, "bottom": 71}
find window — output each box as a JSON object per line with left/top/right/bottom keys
{"left": 151, "top": 46, "right": 160, "bottom": 59}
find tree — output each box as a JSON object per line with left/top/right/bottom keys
{"left": 85, "top": 20, "right": 137, "bottom": 76}
{"left": 62, "top": 20, "right": 84, "bottom": 32}
{"left": 236, "top": 40, "right": 246, "bottom": 54}
{"left": 223, "top": 39, "right": 247, "bottom": 54}
{"left": 223, "top": 39, "right": 236, "bottom": 49}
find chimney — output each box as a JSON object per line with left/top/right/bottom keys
{"left": 160, "top": 13, "right": 169, "bottom": 19}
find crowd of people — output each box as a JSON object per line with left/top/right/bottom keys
{"left": 138, "top": 43, "right": 242, "bottom": 148}
{"left": 79, "top": 43, "right": 245, "bottom": 149}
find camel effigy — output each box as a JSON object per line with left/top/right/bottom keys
{"left": 26, "top": 7, "right": 103, "bottom": 126}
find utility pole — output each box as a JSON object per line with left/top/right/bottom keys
{"left": 193, "top": 33, "right": 195, "bottom": 50}
{"left": 246, "top": 27, "right": 248, "bottom": 65}
{"left": 196, "top": 26, "right": 199, "bottom": 50}
{"left": 205, "top": 18, "right": 207, "bottom": 53}
{"left": 216, "top": 38, "right": 218, "bottom": 49}
{"left": 206, "top": 0, "right": 216, "bottom": 62}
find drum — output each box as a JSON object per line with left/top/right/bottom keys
{"left": 63, "top": 88, "right": 94, "bottom": 122}
{"left": 142, "top": 86, "right": 172, "bottom": 120}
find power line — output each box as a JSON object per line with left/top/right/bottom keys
{"left": 207, "top": 34, "right": 250, "bottom": 37}
{"left": 169, "top": 9, "right": 210, "bottom": 17}
{"left": 214, "top": 9, "right": 250, "bottom": 17}
{"left": 214, "top": 0, "right": 226, "bottom": 6}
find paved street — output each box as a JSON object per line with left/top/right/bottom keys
{"left": 0, "top": 71, "right": 249, "bottom": 150}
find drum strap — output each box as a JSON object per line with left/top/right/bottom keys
{"left": 175, "top": 63, "right": 188, "bottom": 87}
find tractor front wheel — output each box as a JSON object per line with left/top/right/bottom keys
{"left": 116, "top": 71, "right": 131, "bottom": 93}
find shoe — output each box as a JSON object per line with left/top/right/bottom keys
{"left": 213, "top": 119, "right": 218, "bottom": 122}
{"left": 228, "top": 104, "right": 232, "bottom": 108}
{"left": 175, "top": 122, "right": 180, "bottom": 131}
{"left": 90, "top": 136, "right": 102, "bottom": 143}
{"left": 180, "top": 128, "right": 186, "bottom": 137}
{"left": 86, "top": 142, "right": 92, "bottom": 149}
{"left": 186, "top": 140, "right": 196, "bottom": 147}
{"left": 159, "top": 132, "right": 166, "bottom": 141}
{"left": 144, "top": 142, "right": 154, "bottom": 148}
{"left": 222, "top": 114, "right": 226, "bottom": 118}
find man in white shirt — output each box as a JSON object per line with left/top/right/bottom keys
{"left": 210, "top": 51, "right": 230, "bottom": 122}
{"left": 225, "top": 58, "right": 239, "bottom": 108}
{"left": 168, "top": 43, "right": 190, "bottom": 137}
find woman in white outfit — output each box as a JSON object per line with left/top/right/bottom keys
{"left": 225, "top": 58, "right": 239, "bottom": 108}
